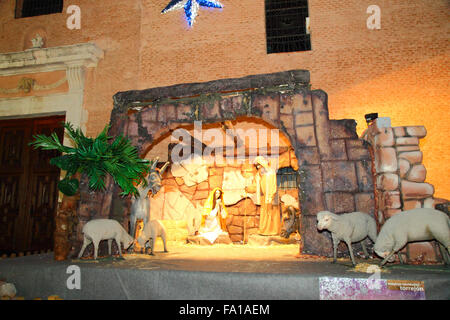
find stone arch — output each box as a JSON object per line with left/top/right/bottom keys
{"left": 137, "top": 116, "right": 301, "bottom": 244}
{"left": 140, "top": 115, "right": 296, "bottom": 162}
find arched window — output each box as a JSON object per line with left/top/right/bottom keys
{"left": 16, "top": 0, "right": 63, "bottom": 18}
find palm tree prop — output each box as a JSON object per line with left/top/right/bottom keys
{"left": 29, "top": 122, "right": 151, "bottom": 197}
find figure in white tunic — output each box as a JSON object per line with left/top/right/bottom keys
{"left": 198, "top": 188, "right": 228, "bottom": 244}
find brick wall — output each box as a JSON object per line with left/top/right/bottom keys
{"left": 0, "top": 0, "right": 448, "bottom": 198}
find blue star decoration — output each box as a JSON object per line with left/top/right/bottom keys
{"left": 162, "top": 0, "right": 223, "bottom": 27}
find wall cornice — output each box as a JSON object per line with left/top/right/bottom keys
{"left": 0, "top": 43, "right": 104, "bottom": 76}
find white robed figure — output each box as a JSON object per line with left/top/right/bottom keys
{"left": 198, "top": 187, "right": 228, "bottom": 244}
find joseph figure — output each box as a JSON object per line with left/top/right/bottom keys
{"left": 246, "top": 156, "right": 280, "bottom": 235}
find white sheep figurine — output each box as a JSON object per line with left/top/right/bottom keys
{"left": 78, "top": 219, "right": 135, "bottom": 259}
{"left": 136, "top": 220, "right": 168, "bottom": 256}
{"left": 375, "top": 208, "right": 450, "bottom": 266}
{"left": 317, "top": 211, "right": 378, "bottom": 266}
{"left": 0, "top": 281, "right": 17, "bottom": 298}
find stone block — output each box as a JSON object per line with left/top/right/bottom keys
{"left": 380, "top": 191, "right": 401, "bottom": 210}
{"left": 237, "top": 198, "right": 257, "bottom": 216}
{"left": 399, "top": 158, "right": 411, "bottom": 178}
{"left": 375, "top": 147, "right": 397, "bottom": 173}
{"left": 294, "top": 112, "right": 314, "bottom": 126}
{"left": 376, "top": 173, "right": 399, "bottom": 191}
{"left": 175, "top": 177, "right": 184, "bottom": 186}
{"left": 127, "top": 121, "right": 139, "bottom": 137}
{"left": 321, "top": 161, "right": 358, "bottom": 193}
{"left": 279, "top": 93, "right": 296, "bottom": 114}
{"left": 321, "top": 139, "right": 347, "bottom": 161}
{"left": 393, "top": 127, "right": 405, "bottom": 137}
{"left": 280, "top": 114, "right": 294, "bottom": 130}
{"left": 179, "top": 184, "right": 197, "bottom": 197}
{"left": 374, "top": 127, "right": 395, "bottom": 147}
{"left": 192, "top": 190, "right": 210, "bottom": 201}
{"left": 201, "top": 100, "right": 221, "bottom": 120}
{"left": 158, "top": 104, "right": 176, "bottom": 122}
{"left": 346, "top": 139, "right": 371, "bottom": 161}
{"left": 208, "top": 167, "right": 224, "bottom": 176}
{"left": 300, "top": 215, "right": 333, "bottom": 256}
{"left": 298, "top": 165, "right": 326, "bottom": 215}
{"left": 295, "top": 125, "right": 316, "bottom": 147}
{"left": 396, "top": 146, "right": 420, "bottom": 152}
{"left": 230, "top": 234, "right": 243, "bottom": 243}
{"left": 252, "top": 94, "right": 279, "bottom": 122}
{"left": 227, "top": 206, "right": 239, "bottom": 216}
{"left": 176, "top": 104, "right": 193, "bottom": 121}
{"left": 405, "top": 126, "right": 427, "bottom": 138}
{"left": 355, "top": 193, "right": 375, "bottom": 215}
{"left": 355, "top": 160, "right": 375, "bottom": 192}
{"left": 197, "top": 181, "right": 209, "bottom": 191}
{"left": 279, "top": 94, "right": 296, "bottom": 114}
{"left": 142, "top": 121, "right": 163, "bottom": 137}
{"left": 232, "top": 216, "right": 256, "bottom": 228}
{"left": 140, "top": 107, "right": 158, "bottom": 122}
{"left": 407, "top": 164, "right": 426, "bottom": 182}
{"left": 220, "top": 95, "right": 243, "bottom": 119}
{"left": 208, "top": 175, "right": 223, "bottom": 190}
{"left": 325, "top": 192, "right": 356, "bottom": 214}
{"left": 295, "top": 147, "right": 320, "bottom": 165}
{"left": 280, "top": 92, "right": 312, "bottom": 114}
{"left": 228, "top": 225, "right": 243, "bottom": 234}
{"left": 162, "top": 178, "right": 178, "bottom": 188}
{"left": 398, "top": 151, "right": 423, "bottom": 164}
{"left": 401, "top": 181, "right": 434, "bottom": 200}
{"left": 396, "top": 137, "right": 419, "bottom": 146}
{"left": 329, "top": 120, "right": 358, "bottom": 139}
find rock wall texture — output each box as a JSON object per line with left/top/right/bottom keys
{"left": 363, "top": 118, "right": 448, "bottom": 263}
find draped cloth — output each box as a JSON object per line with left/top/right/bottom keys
{"left": 253, "top": 157, "right": 280, "bottom": 236}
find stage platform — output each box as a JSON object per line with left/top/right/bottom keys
{"left": 0, "top": 243, "right": 449, "bottom": 300}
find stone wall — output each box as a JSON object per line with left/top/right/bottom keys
{"left": 363, "top": 117, "right": 447, "bottom": 263}
{"left": 297, "top": 92, "right": 375, "bottom": 256}
{"left": 149, "top": 149, "right": 299, "bottom": 243}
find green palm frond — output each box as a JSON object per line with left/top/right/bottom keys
{"left": 29, "top": 122, "right": 151, "bottom": 196}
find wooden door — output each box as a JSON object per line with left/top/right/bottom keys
{"left": 0, "top": 116, "right": 64, "bottom": 255}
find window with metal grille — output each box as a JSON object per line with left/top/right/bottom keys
{"left": 277, "top": 167, "right": 299, "bottom": 189}
{"left": 16, "top": 0, "right": 64, "bottom": 18}
{"left": 265, "top": 0, "right": 311, "bottom": 54}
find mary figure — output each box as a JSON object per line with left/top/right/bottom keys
{"left": 198, "top": 187, "right": 229, "bottom": 244}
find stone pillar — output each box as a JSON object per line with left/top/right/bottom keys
{"left": 364, "top": 117, "right": 401, "bottom": 221}
{"left": 364, "top": 118, "right": 442, "bottom": 263}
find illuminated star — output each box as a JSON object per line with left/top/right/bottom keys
{"left": 161, "top": 0, "right": 223, "bottom": 27}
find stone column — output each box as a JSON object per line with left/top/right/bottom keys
{"left": 364, "top": 118, "right": 442, "bottom": 263}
